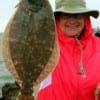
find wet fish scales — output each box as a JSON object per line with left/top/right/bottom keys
{"left": 10, "top": 5, "right": 55, "bottom": 81}
{"left": 2, "top": 0, "right": 59, "bottom": 100}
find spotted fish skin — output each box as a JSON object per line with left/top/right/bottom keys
{"left": 9, "top": 0, "right": 55, "bottom": 82}
{"left": 2, "top": 0, "right": 59, "bottom": 98}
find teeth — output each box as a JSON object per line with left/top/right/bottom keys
{"left": 69, "top": 25, "right": 79, "bottom": 28}
{"left": 66, "top": 25, "right": 78, "bottom": 27}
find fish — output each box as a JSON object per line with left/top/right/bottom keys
{"left": 2, "top": 0, "right": 59, "bottom": 99}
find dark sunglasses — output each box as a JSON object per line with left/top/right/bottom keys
{"left": 61, "top": 13, "right": 85, "bottom": 19}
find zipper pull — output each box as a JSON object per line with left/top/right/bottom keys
{"left": 79, "top": 64, "right": 86, "bottom": 78}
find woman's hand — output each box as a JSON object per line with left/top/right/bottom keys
{"left": 95, "top": 83, "right": 100, "bottom": 100}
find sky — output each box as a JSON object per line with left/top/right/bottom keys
{"left": 0, "top": 0, "right": 100, "bottom": 32}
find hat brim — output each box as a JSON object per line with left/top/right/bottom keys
{"left": 54, "top": 8, "right": 99, "bottom": 18}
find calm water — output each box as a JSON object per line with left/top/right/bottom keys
{"left": 0, "top": 34, "right": 15, "bottom": 97}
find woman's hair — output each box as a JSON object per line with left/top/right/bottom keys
{"left": 54, "top": 12, "right": 62, "bottom": 20}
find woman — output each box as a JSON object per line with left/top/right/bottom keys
{"left": 37, "top": 0, "right": 100, "bottom": 100}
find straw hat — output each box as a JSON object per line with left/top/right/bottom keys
{"left": 54, "top": 0, "right": 99, "bottom": 18}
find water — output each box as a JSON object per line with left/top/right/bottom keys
{"left": 0, "top": 34, "right": 15, "bottom": 97}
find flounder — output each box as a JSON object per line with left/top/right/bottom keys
{"left": 2, "top": 0, "right": 59, "bottom": 99}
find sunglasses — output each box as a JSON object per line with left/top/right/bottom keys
{"left": 61, "top": 13, "right": 85, "bottom": 19}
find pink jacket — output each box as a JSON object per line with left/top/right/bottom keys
{"left": 37, "top": 17, "right": 100, "bottom": 100}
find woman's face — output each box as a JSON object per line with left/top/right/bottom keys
{"left": 58, "top": 13, "right": 85, "bottom": 37}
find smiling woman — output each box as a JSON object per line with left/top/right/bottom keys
{"left": 37, "top": 0, "right": 100, "bottom": 100}
{"left": 56, "top": 13, "right": 85, "bottom": 37}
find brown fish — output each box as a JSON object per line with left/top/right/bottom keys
{"left": 2, "top": 0, "right": 59, "bottom": 100}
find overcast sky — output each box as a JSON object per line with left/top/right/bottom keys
{"left": 0, "top": 0, "right": 100, "bottom": 32}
